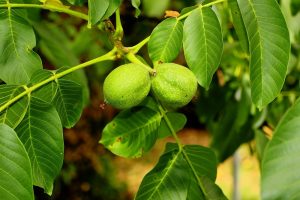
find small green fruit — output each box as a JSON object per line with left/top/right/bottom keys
{"left": 151, "top": 63, "right": 197, "bottom": 109}
{"left": 103, "top": 63, "right": 151, "bottom": 109}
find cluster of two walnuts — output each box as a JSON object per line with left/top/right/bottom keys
{"left": 103, "top": 63, "right": 198, "bottom": 110}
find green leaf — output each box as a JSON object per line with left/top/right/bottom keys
{"left": 131, "top": 0, "right": 141, "bottom": 17}
{"left": 0, "top": 0, "right": 42, "bottom": 84}
{"left": 30, "top": 69, "right": 57, "bottom": 102}
{"left": 184, "top": 145, "right": 227, "bottom": 200}
{"left": 238, "top": 0, "right": 290, "bottom": 108}
{"left": 184, "top": 145, "right": 217, "bottom": 181}
{"left": 187, "top": 176, "right": 227, "bottom": 200}
{"left": 142, "top": 0, "right": 170, "bottom": 18}
{"left": 102, "top": 0, "right": 122, "bottom": 20}
{"left": 0, "top": 124, "right": 34, "bottom": 200}
{"left": 52, "top": 78, "right": 83, "bottom": 128}
{"left": 100, "top": 107, "right": 161, "bottom": 158}
{"left": 88, "top": 0, "right": 109, "bottom": 25}
{"left": 183, "top": 7, "right": 223, "bottom": 89}
{"left": 135, "top": 144, "right": 190, "bottom": 200}
{"left": 261, "top": 98, "right": 300, "bottom": 199}
{"left": 136, "top": 143, "right": 225, "bottom": 199}
{"left": 148, "top": 18, "right": 183, "bottom": 63}
{"left": 210, "top": 88, "right": 253, "bottom": 162}
{"left": 33, "top": 22, "right": 90, "bottom": 105}
{"left": 15, "top": 97, "right": 63, "bottom": 195}
{"left": 0, "top": 85, "right": 29, "bottom": 128}
{"left": 158, "top": 112, "right": 186, "bottom": 138}
{"left": 228, "top": 0, "right": 249, "bottom": 53}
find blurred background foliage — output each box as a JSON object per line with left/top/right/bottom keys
{"left": 28, "top": 0, "right": 300, "bottom": 199}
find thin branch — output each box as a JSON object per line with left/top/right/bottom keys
{"left": 0, "top": 48, "right": 117, "bottom": 113}
{"left": 0, "top": 3, "right": 88, "bottom": 20}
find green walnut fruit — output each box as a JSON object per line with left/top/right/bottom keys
{"left": 103, "top": 63, "right": 151, "bottom": 109}
{"left": 151, "top": 63, "right": 197, "bottom": 109}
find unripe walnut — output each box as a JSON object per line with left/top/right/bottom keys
{"left": 151, "top": 63, "right": 197, "bottom": 109}
{"left": 103, "top": 63, "right": 151, "bottom": 109}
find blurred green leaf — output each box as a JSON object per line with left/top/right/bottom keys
{"left": 228, "top": 0, "right": 249, "bottom": 53}
{"left": 183, "top": 7, "right": 223, "bottom": 89}
{"left": 100, "top": 107, "right": 161, "bottom": 158}
{"left": 15, "top": 97, "right": 63, "bottom": 195}
{"left": 142, "top": 0, "right": 170, "bottom": 18}
{"left": 210, "top": 87, "right": 253, "bottom": 161}
{"left": 102, "top": 0, "right": 122, "bottom": 20}
{"left": 88, "top": 0, "right": 109, "bottom": 25}
{"left": 34, "top": 21, "right": 90, "bottom": 105}
{"left": 0, "top": 124, "right": 34, "bottom": 200}
{"left": 0, "top": 0, "right": 42, "bottom": 84}
{"left": 262, "top": 98, "right": 300, "bottom": 199}
{"left": 238, "top": 0, "right": 290, "bottom": 108}
{"left": 148, "top": 18, "right": 183, "bottom": 63}
{"left": 0, "top": 85, "right": 29, "bottom": 128}
{"left": 131, "top": 0, "right": 141, "bottom": 17}
{"left": 158, "top": 112, "right": 186, "bottom": 138}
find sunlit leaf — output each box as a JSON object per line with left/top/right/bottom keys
{"left": 131, "top": 0, "right": 141, "bottom": 17}
{"left": 183, "top": 7, "right": 223, "bottom": 89}
{"left": 262, "top": 98, "right": 300, "bottom": 199}
{"left": 238, "top": 0, "right": 290, "bottom": 108}
{"left": 158, "top": 112, "right": 186, "bottom": 138}
{"left": 102, "top": 0, "right": 122, "bottom": 20}
{"left": 88, "top": 0, "right": 109, "bottom": 25}
{"left": 228, "top": 0, "right": 249, "bottom": 53}
{"left": 100, "top": 107, "right": 161, "bottom": 158}
{"left": 135, "top": 144, "right": 190, "bottom": 200}
{"left": 0, "top": 124, "right": 34, "bottom": 200}
{"left": 148, "top": 18, "right": 183, "bottom": 63}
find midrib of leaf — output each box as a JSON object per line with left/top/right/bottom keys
{"left": 6, "top": 0, "right": 19, "bottom": 58}
{"left": 246, "top": 0, "right": 263, "bottom": 106}
{"left": 56, "top": 81, "right": 71, "bottom": 126}
{"left": 147, "top": 151, "right": 181, "bottom": 199}
{"left": 182, "top": 150, "right": 207, "bottom": 197}
{"left": 159, "top": 19, "right": 180, "bottom": 62}
{"left": 199, "top": 7, "right": 208, "bottom": 85}
{"left": 122, "top": 113, "right": 161, "bottom": 138}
